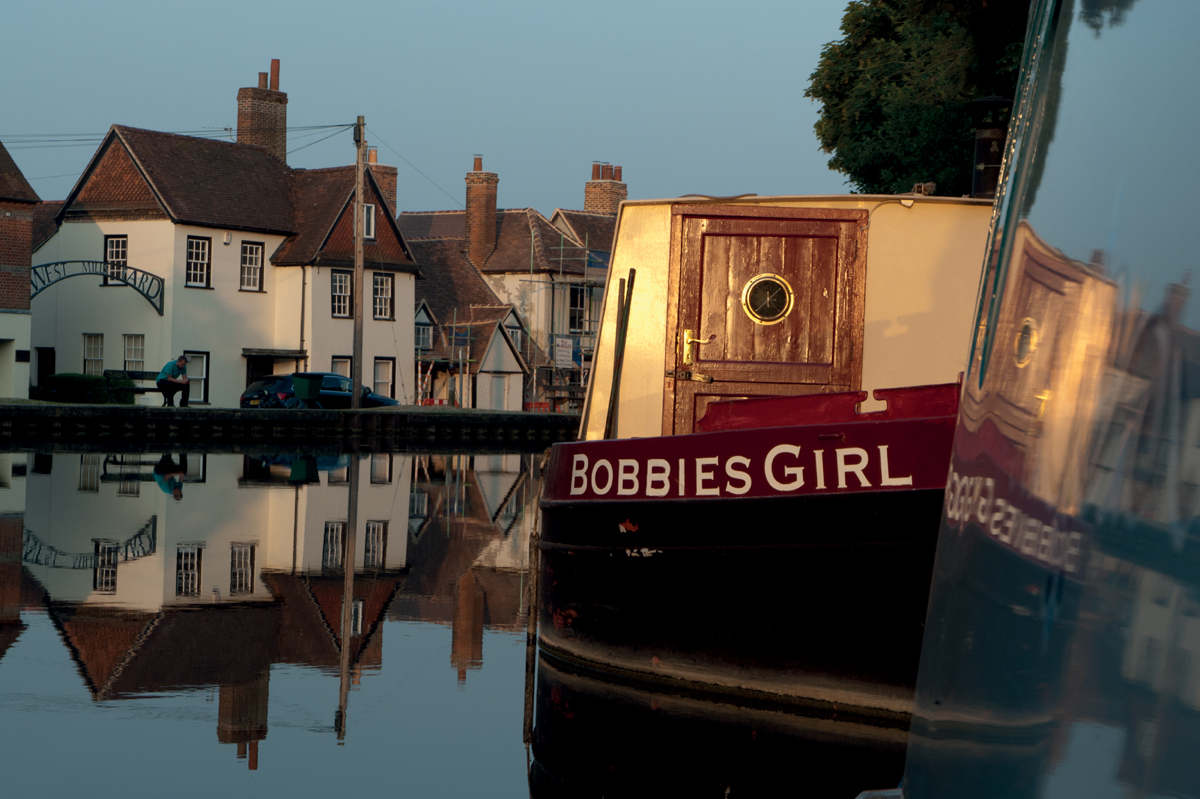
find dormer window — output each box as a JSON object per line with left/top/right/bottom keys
{"left": 415, "top": 322, "right": 432, "bottom": 351}
{"left": 363, "top": 203, "right": 376, "bottom": 239}
{"left": 505, "top": 323, "right": 522, "bottom": 351}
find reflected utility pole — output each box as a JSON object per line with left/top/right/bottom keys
{"left": 335, "top": 455, "right": 359, "bottom": 741}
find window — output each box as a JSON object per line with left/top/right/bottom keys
{"left": 94, "top": 541, "right": 119, "bottom": 593}
{"left": 176, "top": 545, "right": 202, "bottom": 597}
{"left": 372, "top": 273, "right": 393, "bottom": 319}
{"left": 363, "top": 203, "right": 376, "bottom": 239}
{"left": 331, "top": 270, "right": 351, "bottom": 317}
{"left": 505, "top": 322, "right": 522, "bottom": 351}
{"left": 331, "top": 356, "right": 351, "bottom": 377}
{"left": 323, "top": 521, "right": 345, "bottom": 570}
{"left": 230, "top": 543, "right": 255, "bottom": 595}
{"left": 415, "top": 323, "right": 432, "bottom": 350}
{"left": 352, "top": 599, "right": 365, "bottom": 635}
{"left": 409, "top": 490, "right": 428, "bottom": 517}
{"left": 82, "top": 333, "right": 103, "bottom": 376}
{"left": 183, "top": 351, "right": 209, "bottom": 404}
{"left": 185, "top": 236, "right": 211, "bottom": 288}
{"left": 240, "top": 242, "right": 264, "bottom": 292}
{"left": 327, "top": 464, "right": 349, "bottom": 485}
{"left": 364, "top": 521, "right": 387, "bottom": 568}
{"left": 104, "top": 235, "right": 127, "bottom": 281}
{"left": 78, "top": 454, "right": 100, "bottom": 492}
{"left": 373, "top": 357, "right": 394, "bottom": 399}
{"left": 123, "top": 334, "right": 144, "bottom": 372}
{"left": 117, "top": 465, "right": 140, "bottom": 497}
{"left": 569, "top": 284, "right": 588, "bottom": 333}
{"left": 370, "top": 453, "right": 391, "bottom": 484}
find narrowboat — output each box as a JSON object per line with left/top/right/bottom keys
{"left": 537, "top": 194, "right": 992, "bottom": 717}
{"left": 884, "top": 1, "right": 1200, "bottom": 798}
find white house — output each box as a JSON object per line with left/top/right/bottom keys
{"left": 30, "top": 63, "right": 417, "bottom": 406}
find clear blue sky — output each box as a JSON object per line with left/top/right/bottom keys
{"left": 1, "top": 0, "right": 850, "bottom": 216}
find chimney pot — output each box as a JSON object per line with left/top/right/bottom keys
{"left": 473, "top": 155, "right": 483, "bottom": 172}
{"left": 591, "top": 162, "right": 602, "bottom": 180}
{"left": 601, "top": 164, "right": 614, "bottom": 180}
{"left": 368, "top": 147, "right": 377, "bottom": 164}
{"left": 614, "top": 165, "right": 622, "bottom": 181}
{"left": 269, "top": 59, "right": 280, "bottom": 91}
{"left": 257, "top": 72, "right": 268, "bottom": 89}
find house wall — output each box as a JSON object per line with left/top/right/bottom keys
{"left": 582, "top": 196, "right": 992, "bottom": 439}
{"left": 473, "top": 333, "right": 523, "bottom": 411}
{"left": 307, "top": 265, "right": 415, "bottom": 402}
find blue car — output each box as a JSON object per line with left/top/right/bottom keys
{"left": 239, "top": 372, "right": 398, "bottom": 409}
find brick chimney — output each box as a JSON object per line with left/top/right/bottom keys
{"left": 237, "top": 58, "right": 288, "bottom": 162}
{"left": 584, "top": 161, "right": 627, "bottom": 214}
{"left": 465, "top": 155, "right": 498, "bottom": 268}
{"left": 366, "top": 147, "right": 399, "bottom": 214}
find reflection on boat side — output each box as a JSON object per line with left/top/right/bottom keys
{"left": 527, "top": 651, "right": 906, "bottom": 798}
{"left": 0, "top": 450, "right": 537, "bottom": 769}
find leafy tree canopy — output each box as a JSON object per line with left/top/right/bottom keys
{"left": 806, "top": 0, "right": 1029, "bottom": 195}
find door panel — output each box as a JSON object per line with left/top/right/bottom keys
{"left": 665, "top": 206, "right": 867, "bottom": 434}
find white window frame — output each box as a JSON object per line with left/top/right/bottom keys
{"left": 505, "top": 323, "right": 522, "bottom": 351}
{"left": 373, "top": 357, "right": 394, "bottom": 399}
{"left": 79, "top": 454, "right": 101, "bottom": 492}
{"left": 331, "top": 270, "right": 351, "bottom": 318}
{"left": 370, "top": 453, "right": 391, "bottom": 484}
{"left": 415, "top": 323, "right": 432, "bottom": 350}
{"left": 323, "top": 521, "right": 345, "bottom": 570}
{"left": 372, "top": 272, "right": 393, "bottom": 319}
{"left": 331, "top": 356, "right": 352, "bottom": 377}
{"left": 123, "top": 333, "right": 144, "bottom": 372}
{"left": 176, "top": 545, "right": 202, "bottom": 597}
{"left": 83, "top": 333, "right": 103, "bottom": 376}
{"left": 363, "top": 203, "right": 376, "bottom": 239}
{"left": 104, "top": 235, "right": 127, "bottom": 281}
{"left": 239, "top": 241, "right": 264, "bottom": 292}
{"left": 352, "top": 598, "right": 365, "bottom": 634}
{"left": 230, "top": 543, "right": 255, "bottom": 595}
{"left": 183, "top": 350, "right": 209, "bottom": 404}
{"left": 364, "top": 520, "right": 386, "bottom": 568}
{"left": 185, "top": 236, "right": 211, "bottom": 288}
{"left": 568, "top": 284, "right": 587, "bottom": 333}
{"left": 94, "top": 540, "right": 119, "bottom": 593}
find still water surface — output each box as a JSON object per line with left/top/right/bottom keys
{"left": 0, "top": 447, "right": 902, "bottom": 797}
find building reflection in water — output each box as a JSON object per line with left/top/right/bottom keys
{"left": 0, "top": 448, "right": 537, "bottom": 770}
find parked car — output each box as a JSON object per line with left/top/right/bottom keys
{"left": 240, "top": 372, "right": 399, "bottom": 409}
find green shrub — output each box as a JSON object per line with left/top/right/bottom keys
{"left": 39, "top": 373, "right": 135, "bottom": 404}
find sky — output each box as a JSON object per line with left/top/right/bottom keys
{"left": 1, "top": 0, "right": 851, "bottom": 217}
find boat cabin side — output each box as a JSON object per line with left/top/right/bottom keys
{"left": 580, "top": 195, "right": 993, "bottom": 440}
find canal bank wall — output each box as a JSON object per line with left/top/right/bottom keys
{"left": 0, "top": 404, "right": 579, "bottom": 453}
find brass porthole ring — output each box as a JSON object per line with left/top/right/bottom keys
{"left": 741, "top": 273, "right": 794, "bottom": 326}
{"left": 1014, "top": 317, "right": 1039, "bottom": 367}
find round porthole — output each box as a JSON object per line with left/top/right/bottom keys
{"left": 1014, "top": 317, "right": 1038, "bottom": 367}
{"left": 740, "top": 273, "right": 794, "bottom": 325}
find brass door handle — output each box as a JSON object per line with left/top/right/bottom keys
{"left": 682, "top": 329, "right": 715, "bottom": 365}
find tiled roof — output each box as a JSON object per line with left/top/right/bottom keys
{"left": 58, "top": 126, "right": 415, "bottom": 271}
{"left": 0, "top": 142, "right": 38, "bottom": 203}
{"left": 407, "top": 238, "right": 502, "bottom": 325}
{"left": 32, "top": 201, "right": 63, "bottom": 251}
{"left": 109, "top": 126, "right": 294, "bottom": 233}
{"left": 398, "top": 208, "right": 589, "bottom": 275}
{"left": 550, "top": 209, "right": 616, "bottom": 253}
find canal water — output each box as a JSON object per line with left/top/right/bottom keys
{"left": 0, "top": 448, "right": 903, "bottom": 797}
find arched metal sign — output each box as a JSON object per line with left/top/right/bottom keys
{"left": 30, "top": 260, "right": 164, "bottom": 315}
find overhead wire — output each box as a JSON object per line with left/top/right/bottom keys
{"left": 367, "top": 126, "right": 462, "bottom": 209}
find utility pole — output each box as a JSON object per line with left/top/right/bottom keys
{"left": 351, "top": 115, "right": 366, "bottom": 409}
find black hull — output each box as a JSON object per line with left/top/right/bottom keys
{"left": 538, "top": 488, "right": 944, "bottom": 715}
{"left": 529, "top": 651, "right": 907, "bottom": 798}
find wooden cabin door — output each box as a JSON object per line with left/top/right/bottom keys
{"left": 664, "top": 205, "right": 867, "bottom": 434}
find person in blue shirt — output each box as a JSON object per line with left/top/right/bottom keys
{"left": 156, "top": 354, "right": 190, "bottom": 407}
{"left": 153, "top": 453, "right": 186, "bottom": 500}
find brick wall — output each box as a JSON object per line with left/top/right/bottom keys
{"left": 465, "top": 157, "right": 498, "bottom": 268}
{"left": 584, "top": 164, "right": 626, "bottom": 214}
{"left": 237, "top": 87, "right": 288, "bottom": 162}
{"left": 0, "top": 200, "right": 32, "bottom": 311}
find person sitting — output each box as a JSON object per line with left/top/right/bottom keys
{"left": 156, "top": 354, "right": 190, "bottom": 407}
{"left": 153, "top": 453, "right": 186, "bottom": 500}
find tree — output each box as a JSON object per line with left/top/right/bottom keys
{"left": 806, "top": 0, "right": 1029, "bottom": 196}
